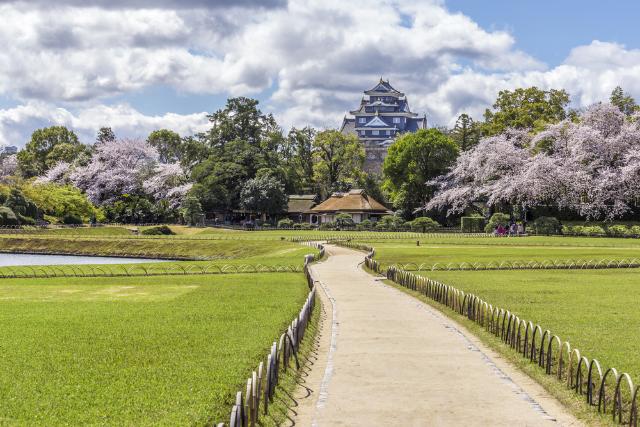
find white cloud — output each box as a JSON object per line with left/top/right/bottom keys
{"left": 0, "top": 102, "right": 209, "bottom": 146}
{"left": 0, "top": 0, "right": 640, "bottom": 142}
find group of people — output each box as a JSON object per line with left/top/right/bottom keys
{"left": 494, "top": 221, "right": 525, "bottom": 237}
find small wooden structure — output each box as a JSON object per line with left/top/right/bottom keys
{"left": 309, "top": 189, "right": 391, "bottom": 224}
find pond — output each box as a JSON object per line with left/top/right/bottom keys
{"left": 0, "top": 253, "right": 168, "bottom": 267}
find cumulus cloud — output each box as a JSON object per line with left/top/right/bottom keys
{"left": 0, "top": 0, "right": 639, "bottom": 144}
{"left": 0, "top": 0, "right": 286, "bottom": 10}
{"left": 0, "top": 102, "right": 209, "bottom": 146}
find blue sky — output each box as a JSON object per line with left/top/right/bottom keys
{"left": 0, "top": 0, "right": 639, "bottom": 147}
{"left": 447, "top": 0, "right": 640, "bottom": 66}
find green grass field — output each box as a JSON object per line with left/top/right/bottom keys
{"left": 0, "top": 273, "right": 308, "bottom": 426}
{"left": 359, "top": 236, "right": 640, "bottom": 268}
{"left": 0, "top": 234, "right": 316, "bottom": 263}
{"left": 419, "top": 269, "right": 640, "bottom": 378}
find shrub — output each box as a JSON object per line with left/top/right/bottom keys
{"left": 582, "top": 225, "right": 605, "bottom": 236}
{"left": 62, "top": 214, "right": 83, "bottom": 225}
{"left": 17, "top": 214, "right": 36, "bottom": 225}
{"left": 630, "top": 226, "right": 640, "bottom": 236}
{"left": 359, "top": 219, "right": 373, "bottom": 229}
{"left": 21, "top": 183, "right": 98, "bottom": 223}
{"left": 461, "top": 216, "right": 485, "bottom": 233}
{"left": 277, "top": 218, "right": 294, "bottom": 228}
{"left": 318, "top": 221, "right": 335, "bottom": 230}
{"left": 531, "top": 217, "right": 560, "bottom": 235}
{"left": 377, "top": 215, "right": 404, "bottom": 231}
{"left": 0, "top": 206, "right": 18, "bottom": 226}
{"left": 484, "top": 213, "right": 510, "bottom": 233}
{"left": 141, "top": 225, "right": 175, "bottom": 235}
{"left": 409, "top": 217, "right": 440, "bottom": 233}
{"left": 299, "top": 223, "right": 313, "bottom": 230}
{"left": 335, "top": 213, "right": 354, "bottom": 227}
{"left": 608, "top": 224, "right": 629, "bottom": 237}
{"left": 375, "top": 222, "right": 388, "bottom": 231}
{"left": 569, "top": 225, "right": 584, "bottom": 235}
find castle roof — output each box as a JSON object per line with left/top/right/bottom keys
{"left": 363, "top": 116, "right": 389, "bottom": 127}
{"left": 365, "top": 78, "right": 403, "bottom": 96}
{"left": 340, "top": 117, "right": 356, "bottom": 134}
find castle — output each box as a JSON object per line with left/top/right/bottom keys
{"left": 340, "top": 78, "right": 427, "bottom": 174}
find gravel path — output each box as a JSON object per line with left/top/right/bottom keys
{"left": 293, "top": 244, "right": 581, "bottom": 426}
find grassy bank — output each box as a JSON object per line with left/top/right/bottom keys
{"left": 0, "top": 273, "right": 308, "bottom": 425}
{"left": 421, "top": 269, "right": 640, "bottom": 379}
{"left": 357, "top": 236, "right": 640, "bottom": 268}
{"left": 0, "top": 235, "right": 316, "bottom": 263}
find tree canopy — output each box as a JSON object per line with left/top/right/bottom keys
{"left": 610, "top": 86, "right": 638, "bottom": 116}
{"left": 481, "top": 87, "right": 570, "bottom": 136}
{"left": 18, "top": 126, "right": 87, "bottom": 177}
{"left": 383, "top": 128, "right": 458, "bottom": 218}
{"left": 429, "top": 103, "right": 640, "bottom": 220}
{"left": 312, "top": 130, "right": 365, "bottom": 197}
{"left": 450, "top": 113, "right": 480, "bottom": 151}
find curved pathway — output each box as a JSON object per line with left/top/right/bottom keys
{"left": 294, "top": 245, "right": 581, "bottom": 426}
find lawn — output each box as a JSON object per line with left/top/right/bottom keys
{"left": 357, "top": 236, "right": 640, "bottom": 268}
{"left": 418, "top": 269, "right": 640, "bottom": 383}
{"left": 0, "top": 273, "right": 309, "bottom": 426}
{"left": 0, "top": 234, "right": 317, "bottom": 263}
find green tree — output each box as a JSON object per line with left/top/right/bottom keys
{"left": 239, "top": 175, "right": 287, "bottom": 221}
{"left": 96, "top": 127, "right": 116, "bottom": 145}
{"left": 147, "top": 129, "right": 182, "bottom": 163}
{"left": 382, "top": 129, "right": 458, "bottom": 218}
{"left": 181, "top": 195, "right": 204, "bottom": 226}
{"left": 206, "top": 97, "right": 278, "bottom": 150}
{"left": 191, "top": 161, "right": 247, "bottom": 212}
{"left": 18, "top": 126, "right": 86, "bottom": 177}
{"left": 21, "top": 182, "right": 100, "bottom": 221}
{"left": 610, "top": 86, "right": 638, "bottom": 116}
{"left": 450, "top": 113, "right": 480, "bottom": 151}
{"left": 180, "top": 135, "right": 210, "bottom": 170}
{"left": 481, "top": 87, "right": 570, "bottom": 136}
{"left": 5, "top": 188, "right": 39, "bottom": 222}
{"left": 312, "top": 130, "right": 365, "bottom": 197}
{"left": 189, "top": 97, "right": 287, "bottom": 213}
{"left": 283, "top": 127, "right": 316, "bottom": 193}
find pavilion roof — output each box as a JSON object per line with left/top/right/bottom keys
{"left": 311, "top": 189, "right": 390, "bottom": 213}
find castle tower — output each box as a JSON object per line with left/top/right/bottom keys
{"left": 339, "top": 78, "right": 427, "bottom": 174}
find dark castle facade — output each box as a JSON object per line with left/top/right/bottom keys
{"left": 340, "top": 79, "right": 427, "bottom": 174}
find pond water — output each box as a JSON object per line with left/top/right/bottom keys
{"left": 0, "top": 253, "right": 168, "bottom": 267}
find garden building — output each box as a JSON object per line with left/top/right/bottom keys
{"left": 286, "top": 194, "right": 318, "bottom": 223}
{"left": 309, "top": 189, "right": 391, "bottom": 224}
{"left": 340, "top": 78, "right": 427, "bottom": 174}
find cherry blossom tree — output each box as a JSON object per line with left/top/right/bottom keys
{"left": 428, "top": 103, "right": 640, "bottom": 220}
{"left": 70, "top": 138, "right": 158, "bottom": 204}
{"left": 143, "top": 163, "right": 192, "bottom": 209}
{"left": 35, "top": 161, "right": 71, "bottom": 184}
{"left": 0, "top": 154, "right": 18, "bottom": 179}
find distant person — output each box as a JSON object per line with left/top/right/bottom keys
{"left": 517, "top": 223, "right": 524, "bottom": 235}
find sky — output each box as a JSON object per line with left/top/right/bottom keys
{"left": 1, "top": 0, "right": 640, "bottom": 147}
